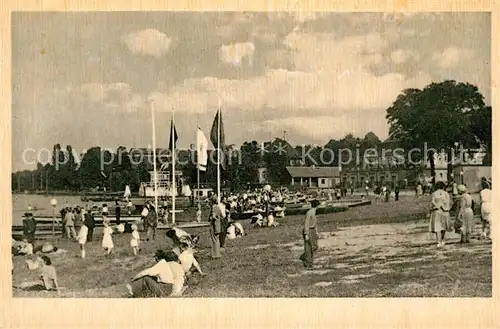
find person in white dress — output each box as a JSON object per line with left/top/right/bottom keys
{"left": 130, "top": 224, "right": 140, "bottom": 256}
{"left": 77, "top": 223, "right": 89, "bottom": 258}
{"left": 102, "top": 220, "right": 114, "bottom": 255}
{"left": 480, "top": 180, "right": 492, "bottom": 239}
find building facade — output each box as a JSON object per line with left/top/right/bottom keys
{"left": 286, "top": 166, "right": 341, "bottom": 188}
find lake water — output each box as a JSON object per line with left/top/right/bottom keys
{"left": 12, "top": 194, "right": 85, "bottom": 226}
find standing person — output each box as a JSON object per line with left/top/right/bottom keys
{"left": 127, "top": 200, "right": 134, "bottom": 216}
{"left": 64, "top": 209, "right": 77, "bottom": 240}
{"left": 162, "top": 197, "right": 169, "bottom": 224}
{"left": 300, "top": 199, "right": 320, "bottom": 269}
{"left": 60, "top": 207, "right": 67, "bottom": 237}
{"left": 77, "top": 221, "right": 88, "bottom": 258}
{"left": 130, "top": 224, "right": 140, "bottom": 256}
{"left": 416, "top": 183, "right": 423, "bottom": 199}
{"left": 115, "top": 201, "right": 121, "bottom": 225}
{"left": 83, "top": 208, "right": 95, "bottom": 242}
{"left": 209, "top": 198, "right": 222, "bottom": 259}
{"left": 394, "top": 183, "right": 400, "bottom": 201}
{"left": 218, "top": 199, "right": 228, "bottom": 250}
{"left": 384, "top": 186, "right": 391, "bottom": 202}
{"left": 102, "top": 204, "right": 109, "bottom": 217}
{"left": 428, "top": 181, "right": 451, "bottom": 247}
{"left": 456, "top": 185, "right": 474, "bottom": 244}
{"left": 145, "top": 202, "right": 158, "bottom": 241}
{"left": 196, "top": 204, "right": 202, "bottom": 223}
{"left": 102, "top": 219, "right": 114, "bottom": 255}
{"left": 22, "top": 213, "right": 37, "bottom": 244}
{"left": 480, "top": 180, "right": 492, "bottom": 240}
{"left": 74, "top": 207, "right": 83, "bottom": 233}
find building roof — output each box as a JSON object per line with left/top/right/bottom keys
{"left": 286, "top": 166, "right": 341, "bottom": 178}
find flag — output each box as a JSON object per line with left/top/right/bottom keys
{"left": 196, "top": 127, "right": 208, "bottom": 171}
{"left": 168, "top": 120, "right": 178, "bottom": 151}
{"left": 210, "top": 109, "right": 226, "bottom": 169}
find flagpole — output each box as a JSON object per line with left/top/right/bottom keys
{"left": 151, "top": 101, "right": 159, "bottom": 215}
{"left": 171, "top": 108, "right": 176, "bottom": 225}
{"left": 217, "top": 101, "right": 221, "bottom": 202}
{"left": 197, "top": 127, "right": 201, "bottom": 208}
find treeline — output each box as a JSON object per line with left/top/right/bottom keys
{"left": 12, "top": 134, "right": 389, "bottom": 193}
{"left": 12, "top": 81, "right": 492, "bottom": 192}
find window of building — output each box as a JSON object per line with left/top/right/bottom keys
{"left": 320, "top": 178, "right": 326, "bottom": 185}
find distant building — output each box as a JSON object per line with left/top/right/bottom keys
{"left": 285, "top": 166, "right": 341, "bottom": 188}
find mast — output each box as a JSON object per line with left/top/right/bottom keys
{"left": 151, "top": 101, "right": 159, "bottom": 215}
{"left": 197, "top": 126, "right": 201, "bottom": 208}
{"left": 217, "top": 100, "right": 221, "bottom": 202}
{"left": 171, "top": 108, "right": 176, "bottom": 225}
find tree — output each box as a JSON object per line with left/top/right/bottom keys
{"left": 386, "top": 80, "right": 489, "bottom": 183}
{"left": 78, "top": 147, "right": 108, "bottom": 189}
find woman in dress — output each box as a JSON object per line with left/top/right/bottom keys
{"left": 480, "top": 179, "right": 492, "bottom": 240}
{"left": 456, "top": 184, "right": 474, "bottom": 243}
{"left": 77, "top": 220, "right": 88, "bottom": 258}
{"left": 130, "top": 224, "right": 140, "bottom": 256}
{"left": 429, "top": 181, "right": 452, "bottom": 247}
{"left": 102, "top": 219, "right": 114, "bottom": 255}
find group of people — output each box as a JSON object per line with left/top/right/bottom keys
{"left": 428, "top": 178, "right": 492, "bottom": 247}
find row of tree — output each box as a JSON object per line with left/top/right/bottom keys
{"left": 12, "top": 80, "right": 492, "bottom": 192}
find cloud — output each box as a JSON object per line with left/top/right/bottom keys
{"left": 76, "top": 82, "right": 144, "bottom": 112}
{"left": 432, "top": 47, "right": 475, "bottom": 69}
{"left": 219, "top": 42, "right": 255, "bottom": 66}
{"left": 148, "top": 31, "right": 432, "bottom": 116}
{"left": 261, "top": 114, "right": 389, "bottom": 143}
{"left": 390, "top": 49, "right": 420, "bottom": 64}
{"left": 121, "top": 29, "right": 172, "bottom": 58}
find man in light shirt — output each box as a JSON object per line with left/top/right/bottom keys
{"left": 127, "top": 249, "right": 193, "bottom": 297}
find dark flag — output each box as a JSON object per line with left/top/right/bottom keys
{"left": 168, "top": 120, "right": 178, "bottom": 151}
{"left": 210, "top": 110, "right": 226, "bottom": 170}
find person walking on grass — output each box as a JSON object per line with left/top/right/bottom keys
{"left": 209, "top": 197, "right": 223, "bottom": 259}
{"left": 102, "top": 219, "right": 114, "bottom": 255}
{"left": 115, "top": 200, "right": 121, "bottom": 225}
{"left": 130, "top": 224, "right": 140, "bottom": 256}
{"left": 480, "top": 179, "right": 492, "bottom": 240}
{"left": 145, "top": 202, "right": 158, "bottom": 241}
{"left": 83, "top": 207, "right": 95, "bottom": 242}
{"left": 300, "top": 199, "right": 320, "bottom": 269}
{"left": 64, "top": 208, "right": 77, "bottom": 240}
{"left": 77, "top": 221, "right": 88, "bottom": 258}
{"left": 429, "top": 181, "right": 451, "bottom": 248}
{"left": 456, "top": 184, "right": 474, "bottom": 244}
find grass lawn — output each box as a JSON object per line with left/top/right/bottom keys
{"left": 12, "top": 196, "right": 492, "bottom": 298}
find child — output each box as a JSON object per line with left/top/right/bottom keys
{"left": 102, "top": 219, "right": 114, "bottom": 255}
{"left": 130, "top": 224, "right": 140, "bottom": 256}
{"left": 196, "top": 204, "right": 202, "bottom": 223}
{"left": 77, "top": 222, "right": 88, "bottom": 258}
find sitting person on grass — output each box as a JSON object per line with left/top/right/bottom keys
{"left": 126, "top": 249, "right": 194, "bottom": 298}
{"left": 15, "top": 255, "right": 59, "bottom": 292}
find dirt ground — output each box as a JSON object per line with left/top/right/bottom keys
{"left": 12, "top": 196, "right": 491, "bottom": 298}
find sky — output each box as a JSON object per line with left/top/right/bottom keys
{"left": 12, "top": 12, "right": 490, "bottom": 171}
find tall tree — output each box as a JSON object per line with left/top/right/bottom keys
{"left": 386, "top": 80, "right": 489, "bottom": 183}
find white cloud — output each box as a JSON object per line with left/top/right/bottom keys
{"left": 261, "top": 114, "right": 388, "bottom": 142}
{"left": 219, "top": 42, "right": 255, "bottom": 66}
{"left": 77, "top": 82, "right": 144, "bottom": 112}
{"left": 149, "top": 32, "right": 432, "bottom": 139}
{"left": 390, "top": 49, "right": 420, "bottom": 64}
{"left": 121, "top": 29, "right": 172, "bottom": 58}
{"left": 432, "top": 47, "right": 475, "bottom": 69}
